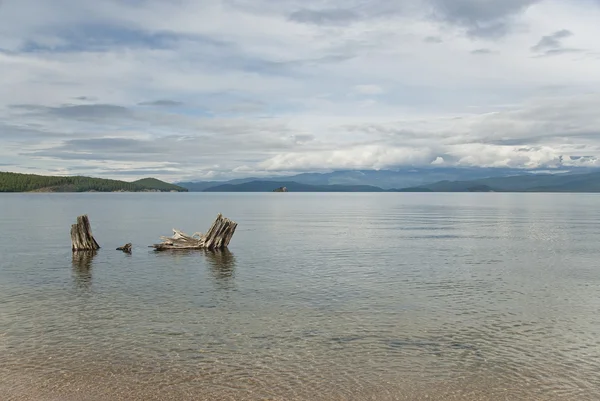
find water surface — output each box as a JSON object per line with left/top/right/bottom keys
{"left": 1, "top": 193, "right": 600, "bottom": 400}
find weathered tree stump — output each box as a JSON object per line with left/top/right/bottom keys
{"left": 117, "top": 243, "right": 132, "bottom": 253}
{"left": 153, "top": 213, "right": 238, "bottom": 251}
{"left": 71, "top": 215, "right": 100, "bottom": 251}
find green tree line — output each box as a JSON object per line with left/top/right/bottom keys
{"left": 0, "top": 172, "right": 187, "bottom": 192}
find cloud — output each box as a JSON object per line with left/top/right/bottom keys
{"left": 259, "top": 145, "right": 438, "bottom": 171}
{"left": 1, "top": 0, "right": 600, "bottom": 180}
{"left": 285, "top": 0, "right": 538, "bottom": 37}
{"left": 288, "top": 8, "right": 359, "bottom": 25}
{"left": 354, "top": 85, "right": 385, "bottom": 95}
{"left": 540, "top": 48, "right": 583, "bottom": 56}
{"left": 50, "top": 104, "right": 132, "bottom": 119}
{"left": 470, "top": 48, "right": 493, "bottom": 55}
{"left": 531, "top": 29, "right": 573, "bottom": 52}
{"left": 9, "top": 104, "right": 133, "bottom": 123}
{"left": 74, "top": 96, "right": 96, "bottom": 101}
{"left": 429, "top": 0, "right": 541, "bottom": 38}
{"left": 138, "top": 100, "right": 184, "bottom": 107}
{"left": 292, "top": 134, "right": 315, "bottom": 144}
{"left": 531, "top": 29, "right": 582, "bottom": 56}
{"left": 424, "top": 36, "right": 443, "bottom": 44}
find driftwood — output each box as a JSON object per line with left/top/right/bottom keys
{"left": 117, "top": 243, "right": 132, "bottom": 253}
{"left": 153, "top": 214, "right": 238, "bottom": 251}
{"left": 71, "top": 215, "right": 100, "bottom": 251}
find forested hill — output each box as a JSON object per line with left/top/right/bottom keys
{"left": 131, "top": 178, "right": 187, "bottom": 192}
{"left": 0, "top": 172, "right": 187, "bottom": 192}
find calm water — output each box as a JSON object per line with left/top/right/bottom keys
{"left": 1, "top": 193, "right": 600, "bottom": 401}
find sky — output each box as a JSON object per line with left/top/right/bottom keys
{"left": 1, "top": 0, "right": 600, "bottom": 181}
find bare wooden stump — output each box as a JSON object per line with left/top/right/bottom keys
{"left": 71, "top": 215, "right": 100, "bottom": 251}
{"left": 117, "top": 243, "right": 132, "bottom": 253}
{"left": 153, "top": 214, "right": 238, "bottom": 251}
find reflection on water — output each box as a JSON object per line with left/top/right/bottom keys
{"left": 71, "top": 250, "right": 96, "bottom": 291}
{"left": 205, "top": 248, "right": 236, "bottom": 282}
{"left": 154, "top": 248, "right": 237, "bottom": 289}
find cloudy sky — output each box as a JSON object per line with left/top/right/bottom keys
{"left": 1, "top": 0, "right": 600, "bottom": 181}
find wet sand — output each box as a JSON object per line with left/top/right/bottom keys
{"left": 1, "top": 368, "right": 588, "bottom": 401}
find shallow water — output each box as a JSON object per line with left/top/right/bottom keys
{"left": 1, "top": 193, "right": 599, "bottom": 400}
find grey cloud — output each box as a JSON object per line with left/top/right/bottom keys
{"left": 471, "top": 48, "right": 493, "bottom": 55}
{"left": 16, "top": 25, "right": 215, "bottom": 54}
{"left": 292, "top": 134, "right": 315, "bottom": 144}
{"left": 423, "top": 36, "right": 444, "bottom": 44}
{"left": 95, "top": 169, "right": 182, "bottom": 176}
{"left": 485, "top": 131, "right": 600, "bottom": 146}
{"left": 535, "top": 48, "right": 583, "bottom": 57}
{"left": 74, "top": 96, "right": 96, "bottom": 101}
{"left": 466, "top": 22, "right": 509, "bottom": 39}
{"left": 64, "top": 165, "right": 101, "bottom": 171}
{"left": 25, "top": 137, "right": 167, "bottom": 162}
{"left": 289, "top": 8, "right": 359, "bottom": 25}
{"left": 0, "top": 122, "right": 73, "bottom": 140}
{"left": 15, "top": 93, "right": 600, "bottom": 176}
{"left": 59, "top": 138, "right": 164, "bottom": 154}
{"left": 531, "top": 30, "right": 582, "bottom": 56}
{"left": 21, "top": 114, "right": 304, "bottom": 165}
{"left": 15, "top": 19, "right": 327, "bottom": 78}
{"left": 9, "top": 103, "right": 135, "bottom": 122}
{"left": 49, "top": 104, "right": 132, "bottom": 119}
{"left": 284, "top": 0, "right": 537, "bottom": 36}
{"left": 138, "top": 100, "right": 184, "bottom": 107}
{"left": 8, "top": 104, "right": 47, "bottom": 111}
{"left": 429, "top": 0, "right": 540, "bottom": 38}
{"left": 424, "top": 36, "right": 443, "bottom": 44}
{"left": 430, "top": 0, "right": 539, "bottom": 24}
{"left": 486, "top": 137, "right": 550, "bottom": 146}
{"left": 222, "top": 101, "right": 266, "bottom": 113}
{"left": 531, "top": 29, "right": 572, "bottom": 52}
{"left": 8, "top": 103, "right": 133, "bottom": 121}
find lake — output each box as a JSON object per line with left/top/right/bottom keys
{"left": 1, "top": 193, "right": 599, "bottom": 400}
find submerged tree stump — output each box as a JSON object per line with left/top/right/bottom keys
{"left": 152, "top": 214, "right": 238, "bottom": 251}
{"left": 71, "top": 215, "right": 100, "bottom": 251}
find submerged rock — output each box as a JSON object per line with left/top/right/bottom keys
{"left": 117, "top": 243, "right": 132, "bottom": 253}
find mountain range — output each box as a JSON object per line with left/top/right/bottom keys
{"left": 178, "top": 168, "right": 600, "bottom": 193}
{"left": 2, "top": 168, "right": 599, "bottom": 193}
{"left": 179, "top": 167, "right": 540, "bottom": 191}
{"left": 204, "top": 181, "right": 384, "bottom": 192}
{"left": 395, "top": 171, "right": 600, "bottom": 193}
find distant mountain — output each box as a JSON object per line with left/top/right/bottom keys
{"left": 0, "top": 171, "right": 187, "bottom": 192}
{"left": 203, "top": 181, "right": 384, "bottom": 192}
{"left": 4, "top": 169, "right": 597, "bottom": 193}
{"left": 176, "top": 178, "right": 258, "bottom": 192}
{"left": 178, "top": 167, "right": 598, "bottom": 192}
{"left": 132, "top": 178, "right": 187, "bottom": 192}
{"left": 276, "top": 168, "right": 530, "bottom": 188}
{"left": 394, "top": 172, "right": 600, "bottom": 193}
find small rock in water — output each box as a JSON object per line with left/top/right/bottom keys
{"left": 116, "top": 243, "right": 132, "bottom": 253}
